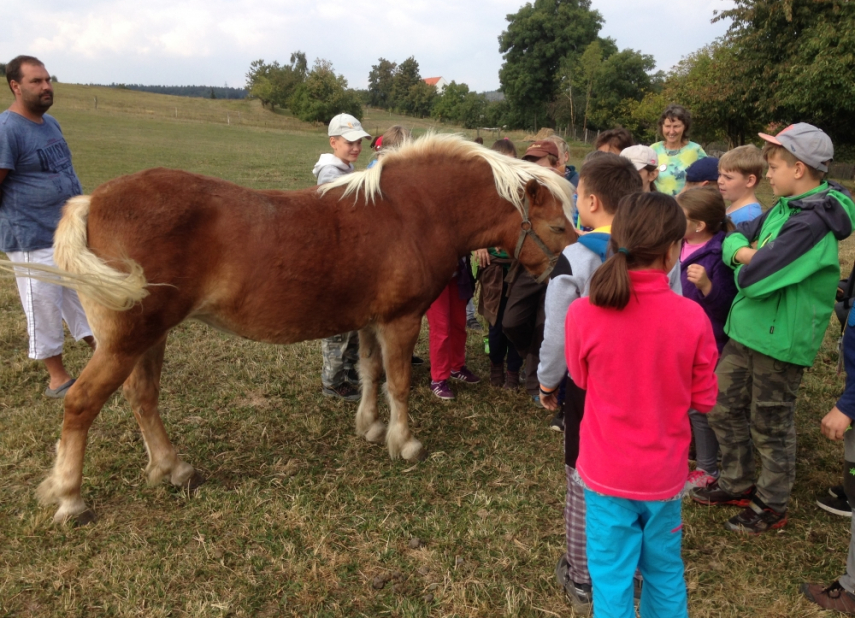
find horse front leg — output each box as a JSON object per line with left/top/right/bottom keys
{"left": 356, "top": 325, "right": 386, "bottom": 443}
{"left": 378, "top": 315, "right": 426, "bottom": 461}
{"left": 122, "top": 336, "right": 202, "bottom": 490}
{"left": 36, "top": 349, "right": 138, "bottom": 524}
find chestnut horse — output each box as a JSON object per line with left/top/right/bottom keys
{"left": 4, "top": 133, "right": 575, "bottom": 524}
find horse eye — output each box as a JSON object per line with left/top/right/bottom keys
{"left": 550, "top": 225, "right": 566, "bottom": 234}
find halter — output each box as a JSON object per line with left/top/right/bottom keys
{"left": 511, "top": 194, "right": 560, "bottom": 284}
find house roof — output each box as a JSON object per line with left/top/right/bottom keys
{"left": 423, "top": 77, "right": 443, "bottom": 86}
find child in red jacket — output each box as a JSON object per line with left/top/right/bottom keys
{"left": 565, "top": 192, "right": 719, "bottom": 617}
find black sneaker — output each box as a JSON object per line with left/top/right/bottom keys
{"left": 725, "top": 498, "right": 787, "bottom": 534}
{"left": 322, "top": 382, "right": 361, "bottom": 402}
{"left": 817, "top": 494, "right": 853, "bottom": 518}
{"left": 830, "top": 485, "right": 846, "bottom": 500}
{"left": 690, "top": 479, "right": 754, "bottom": 507}
{"left": 555, "top": 554, "right": 591, "bottom": 611}
{"left": 467, "top": 317, "right": 483, "bottom": 331}
{"left": 549, "top": 409, "right": 565, "bottom": 432}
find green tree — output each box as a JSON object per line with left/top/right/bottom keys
{"left": 391, "top": 57, "right": 422, "bottom": 110}
{"left": 588, "top": 48, "right": 660, "bottom": 128}
{"left": 246, "top": 59, "right": 275, "bottom": 108}
{"left": 405, "top": 80, "right": 437, "bottom": 118}
{"left": 498, "top": 0, "right": 603, "bottom": 128}
{"left": 609, "top": 91, "right": 667, "bottom": 144}
{"left": 431, "top": 81, "right": 471, "bottom": 122}
{"left": 664, "top": 43, "right": 763, "bottom": 146}
{"left": 245, "top": 53, "right": 308, "bottom": 111}
{"left": 367, "top": 58, "right": 397, "bottom": 108}
{"left": 577, "top": 40, "right": 603, "bottom": 135}
{"left": 714, "top": 0, "right": 855, "bottom": 145}
{"left": 0, "top": 63, "right": 5, "bottom": 77}
{"left": 289, "top": 58, "right": 363, "bottom": 124}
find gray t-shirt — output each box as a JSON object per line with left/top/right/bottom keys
{"left": 0, "top": 111, "right": 82, "bottom": 252}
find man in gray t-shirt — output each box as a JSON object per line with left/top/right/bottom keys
{"left": 0, "top": 55, "right": 94, "bottom": 398}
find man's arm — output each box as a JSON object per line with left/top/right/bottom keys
{"left": 0, "top": 169, "right": 8, "bottom": 185}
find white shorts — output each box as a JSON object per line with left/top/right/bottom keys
{"left": 7, "top": 247, "right": 93, "bottom": 360}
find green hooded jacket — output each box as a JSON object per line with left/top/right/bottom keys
{"left": 723, "top": 181, "right": 855, "bottom": 366}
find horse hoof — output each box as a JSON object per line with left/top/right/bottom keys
{"left": 401, "top": 440, "right": 427, "bottom": 462}
{"left": 72, "top": 509, "right": 97, "bottom": 527}
{"left": 365, "top": 422, "right": 386, "bottom": 443}
{"left": 184, "top": 471, "right": 206, "bottom": 492}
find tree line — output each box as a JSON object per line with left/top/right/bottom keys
{"left": 105, "top": 84, "right": 247, "bottom": 99}
{"left": 243, "top": 0, "right": 854, "bottom": 151}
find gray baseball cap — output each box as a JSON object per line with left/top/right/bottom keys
{"left": 758, "top": 123, "right": 833, "bottom": 172}
{"left": 328, "top": 113, "right": 371, "bottom": 141}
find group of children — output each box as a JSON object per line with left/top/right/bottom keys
{"left": 313, "top": 113, "right": 855, "bottom": 615}
{"left": 545, "top": 123, "right": 855, "bottom": 616}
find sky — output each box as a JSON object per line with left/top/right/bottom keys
{"left": 3, "top": 0, "right": 735, "bottom": 93}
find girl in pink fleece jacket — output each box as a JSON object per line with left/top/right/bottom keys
{"left": 564, "top": 192, "right": 719, "bottom": 618}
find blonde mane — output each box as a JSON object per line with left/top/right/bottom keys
{"left": 317, "top": 133, "right": 575, "bottom": 220}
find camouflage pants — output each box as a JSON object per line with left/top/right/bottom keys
{"left": 707, "top": 340, "right": 804, "bottom": 512}
{"left": 320, "top": 331, "right": 360, "bottom": 389}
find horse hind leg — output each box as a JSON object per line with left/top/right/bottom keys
{"left": 378, "top": 316, "right": 426, "bottom": 461}
{"left": 122, "top": 335, "right": 202, "bottom": 490}
{"left": 37, "top": 348, "right": 139, "bottom": 524}
{"left": 355, "top": 325, "right": 385, "bottom": 443}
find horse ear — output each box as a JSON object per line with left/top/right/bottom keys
{"left": 524, "top": 179, "right": 546, "bottom": 206}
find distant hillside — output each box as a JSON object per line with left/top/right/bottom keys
{"left": 98, "top": 84, "right": 247, "bottom": 99}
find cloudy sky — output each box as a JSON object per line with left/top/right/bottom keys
{"left": 4, "top": 0, "right": 734, "bottom": 93}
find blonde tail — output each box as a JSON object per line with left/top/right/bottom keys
{"left": 0, "top": 195, "right": 149, "bottom": 311}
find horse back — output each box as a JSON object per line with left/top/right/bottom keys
{"left": 84, "top": 168, "right": 445, "bottom": 344}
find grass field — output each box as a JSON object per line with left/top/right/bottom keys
{"left": 1, "top": 83, "right": 854, "bottom": 617}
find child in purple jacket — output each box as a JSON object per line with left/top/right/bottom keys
{"left": 677, "top": 188, "right": 739, "bottom": 487}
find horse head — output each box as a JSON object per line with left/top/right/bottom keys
{"left": 513, "top": 178, "right": 578, "bottom": 283}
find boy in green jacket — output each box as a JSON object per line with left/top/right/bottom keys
{"left": 691, "top": 123, "right": 855, "bottom": 533}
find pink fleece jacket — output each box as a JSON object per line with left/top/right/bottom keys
{"left": 565, "top": 269, "right": 719, "bottom": 501}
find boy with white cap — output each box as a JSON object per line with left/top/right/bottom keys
{"left": 691, "top": 123, "right": 855, "bottom": 533}
{"left": 620, "top": 145, "right": 660, "bottom": 192}
{"left": 312, "top": 112, "right": 370, "bottom": 185}
{"left": 312, "top": 113, "right": 370, "bottom": 401}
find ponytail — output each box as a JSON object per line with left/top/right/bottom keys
{"left": 589, "top": 249, "right": 632, "bottom": 309}
{"left": 589, "top": 193, "right": 686, "bottom": 310}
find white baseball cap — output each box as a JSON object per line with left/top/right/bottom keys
{"left": 328, "top": 113, "right": 371, "bottom": 141}
{"left": 620, "top": 145, "right": 658, "bottom": 170}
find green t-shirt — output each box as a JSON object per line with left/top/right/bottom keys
{"left": 651, "top": 141, "right": 707, "bottom": 196}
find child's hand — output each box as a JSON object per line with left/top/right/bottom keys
{"left": 735, "top": 247, "right": 757, "bottom": 265}
{"left": 473, "top": 248, "right": 491, "bottom": 268}
{"left": 539, "top": 384, "right": 559, "bottom": 410}
{"left": 540, "top": 392, "right": 558, "bottom": 410}
{"left": 821, "top": 406, "right": 852, "bottom": 441}
{"left": 686, "top": 264, "right": 713, "bottom": 296}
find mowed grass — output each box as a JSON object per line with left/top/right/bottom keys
{"left": 0, "top": 83, "right": 854, "bottom": 617}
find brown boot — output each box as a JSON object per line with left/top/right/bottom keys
{"left": 801, "top": 582, "right": 855, "bottom": 614}
{"left": 504, "top": 371, "right": 521, "bottom": 390}
{"left": 490, "top": 363, "right": 505, "bottom": 388}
